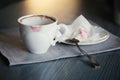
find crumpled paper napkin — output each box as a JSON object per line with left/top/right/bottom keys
{"left": 58, "top": 15, "right": 102, "bottom": 42}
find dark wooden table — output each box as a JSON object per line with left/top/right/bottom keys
{"left": 0, "top": 0, "right": 120, "bottom": 80}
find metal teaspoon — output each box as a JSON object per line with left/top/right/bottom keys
{"left": 66, "top": 38, "right": 100, "bottom": 69}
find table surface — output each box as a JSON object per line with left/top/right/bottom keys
{"left": 0, "top": 0, "right": 120, "bottom": 80}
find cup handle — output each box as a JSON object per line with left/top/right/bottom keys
{"left": 51, "top": 24, "right": 68, "bottom": 46}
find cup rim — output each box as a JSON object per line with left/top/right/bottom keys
{"left": 18, "top": 14, "right": 57, "bottom": 26}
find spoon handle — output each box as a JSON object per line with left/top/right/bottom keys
{"left": 75, "top": 43, "right": 100, "bottom": 69}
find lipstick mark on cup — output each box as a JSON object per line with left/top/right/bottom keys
{"left": 30, "top": 26, "right": 41, "bottom": 32}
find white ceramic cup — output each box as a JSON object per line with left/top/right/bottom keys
{"left": 18, "top": 14, "right": 68, "bottom": 54}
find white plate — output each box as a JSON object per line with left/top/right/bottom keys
{"left": 61, "top": 23, "right": 110, "bottom": 45}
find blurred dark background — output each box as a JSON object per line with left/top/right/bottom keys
{"left": 81, "top": 0, "right": 119, "bottom": 26}
{"left": 0, "top": 0, "right": 22, "bottom": 8}
{"left": 0, "top": 0, "right": 119, "bottom": 25}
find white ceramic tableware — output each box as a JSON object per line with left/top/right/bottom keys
{"left": 18, "top": 14, "right": 68, "bottom": 54}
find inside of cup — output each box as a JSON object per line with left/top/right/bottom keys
{"left": 19, "top": 15, "right": 56, "bottom": 26}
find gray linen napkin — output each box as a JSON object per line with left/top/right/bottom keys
{"left": 0, "top": 27, "right": 120, "bottom": 66}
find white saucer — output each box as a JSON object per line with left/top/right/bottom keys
{"left": 61, "top": 24, "right": 110, "bottom": 45}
